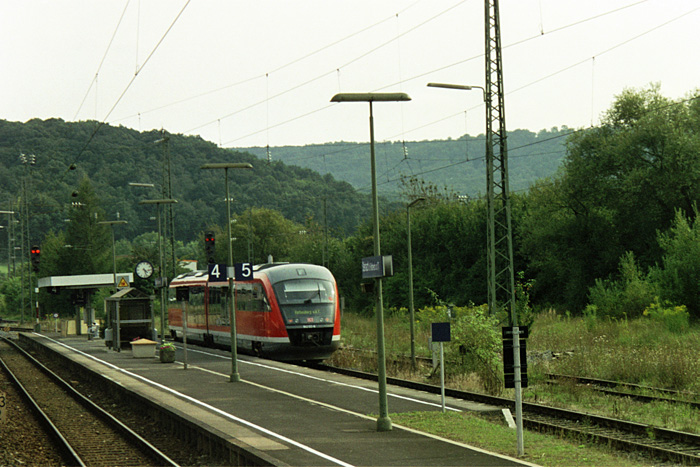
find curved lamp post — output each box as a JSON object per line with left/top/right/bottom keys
{"left": 200, "top": 162, "right": 254, "bottom": 383}
{"left": 330, "top": 92, "right": 411, "bottom": 432}
{"left": 428, "top": 81, "right": 524, "bottom": 455}
{"left": 138, "top": 199, "right": 178, "bottom": 345}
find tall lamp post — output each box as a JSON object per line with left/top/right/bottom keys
{"left": 138, "top": 199, "right": 178, "bottom": 344}
{"left": 99, "top": 220, "right": 128, "bottom": 289}
{"left": 99, "top": 219, "right": 128, "bottom": 342}
{"left": 406, "top": 197, "right": 425, "bottom": 369}
{"left": 200, "top": 162, "right": 254, "bottom": 383}
{"left": 0, "top": 211, "right": 14, "bottom": 279}
{"left": 428, "top": 81, "right": 523, "bottom": 454}
{"left": 330, "top": 92, "right": 411, "bottom": 432}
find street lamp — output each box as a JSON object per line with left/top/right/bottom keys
{"left": 428, "top": 81, "right": 524, "bottom": 454}
{"left": 427, "top": 82, "right": 486, "bottom": 101}
{"left": 98, "top": 220, "right": 128, "bottom": 289}
{"left": 406, "top": 197, "right": 425, "bottom": 369}
{"left": 0, "top": 211, "right": 15, "bottom": 279}
{"left": 330, "top": 91, "right": 411, "bottom": 432}
{"left": 138, "top": 199, "right": 178, "bottom": 345}
{"left": 99, "top": 220, "right": 127, "bottom": 343}
{"left": 200, "top": 162, "right": 254, "bottom": 383}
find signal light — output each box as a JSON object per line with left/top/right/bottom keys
{"left": 204, "top": 232, "right": 216, "bottom": 264}
{"left": 30, "top": 245, "right": 41, "bottom": 273}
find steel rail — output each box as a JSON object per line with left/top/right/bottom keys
{"left": 0, "top": 340, "right": 85, "bottom": 466}
{"left": 312, "top": 362, "right": 700, "bottom": 465}
{"left": 1, "top": 337, "right": 180, "bottom": 467}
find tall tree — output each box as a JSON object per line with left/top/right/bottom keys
{"left": 520, "top": 86, "right": 700, "bottom": 311}
{"left": 63, "top": 177, "right": 111, "bottom": 275}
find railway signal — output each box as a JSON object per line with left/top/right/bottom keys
{"left": 30, "top": 245, "right": 41, "bottom": 272}
{"left": 204, "top": 232, "right": 215, "bottom": 264}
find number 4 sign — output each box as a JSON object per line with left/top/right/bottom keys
{"left": 207, "top": 263, "right": 228, "bottom": 282}
{"left": 234, "top": 262, "right": 253, "bottom": 280}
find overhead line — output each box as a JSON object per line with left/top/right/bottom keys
{"left": 66, "top": 0, "right": 192, "bottom": 177}
{"left": 222, "top": 0, "right": 664, "bottom": 150}
{"left": 111, "top": 0, "right": 427, "bottom": 125}
{"left": 73, "top": 0, "right": 132, "bottom": 121}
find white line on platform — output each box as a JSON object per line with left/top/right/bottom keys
{"left": 184, "top": 345, "right": 461, "bottom": 412}
{"left": 36, "top": 334, "right": 354, "bottom": 467}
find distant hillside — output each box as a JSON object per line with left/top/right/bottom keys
{"left": 241, "top": 127, "right": 570, "bottom": 198}
{"left": 0, "top": 118, "right": 371, "bottom": 243}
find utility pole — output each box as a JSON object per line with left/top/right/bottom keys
{"left": 157, "top": 132, "right": 176, "bottom": 279}
{"left": 484, "top": 0, "right": 523, "bottom": 456}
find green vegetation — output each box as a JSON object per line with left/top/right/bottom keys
{"left": 241, "top": 127, "right": 569, "bottom": 198}
{"left": 339, "top": 309, "right": 699, "bottom": 465}
{"left": 3, "top": 85, "right": 700, "bottom": 337}
{"left": 391, "top": 412, "right": 649, "bottom": 467}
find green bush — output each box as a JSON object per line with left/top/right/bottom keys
{"left": 643, "top": 298, "right": 690, "bottom": 334}
{"left": 587, "top": 251, "right": 656, "bottom": 319}
{"left": 417, "top": 304, "right": 502, "bottom": 394}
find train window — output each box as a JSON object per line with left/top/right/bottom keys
{"left": 235, "top": 283, "right": 269, "bottom": 311}
{"left": 274, "top": 279, "right": 335, "bottom": 305}
{"left": 189, "top": 286, "right": 205, "bottom": 317}
{"left": 209, "top": 287, "right": 222, "bottom": 305}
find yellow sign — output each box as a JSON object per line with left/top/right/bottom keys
{"left": 117, "top": 276, "right": 129, "bottom": 289}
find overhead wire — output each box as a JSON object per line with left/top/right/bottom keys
{"left": 111, "top": 0, "right": 425, "bottom": 125}
{"left": 224, "top": 0, "right": 662, "bottom": 149}
{"left": 66, "top": 0, "right": 192, "bottom": 177}
{"left": 198, "top": 0, "right": 469, "bottom": 140}
{"left": 73, "top": 0, "right": 132, "bottom": 121}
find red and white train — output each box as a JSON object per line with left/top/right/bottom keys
{"left": 167, "top": 262, "right": 341, "bottom": 361}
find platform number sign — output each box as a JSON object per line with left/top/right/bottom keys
{"left": 234, "top": 262, "right": 253, "bottom": 280}
{"left": 0, "top": 390, "right": 6, "bottom": 425}
{"left": 207, "top": 263, "right": 228, "bottom": 282}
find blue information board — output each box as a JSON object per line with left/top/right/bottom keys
{"left": 431, "top": 322, "right": 451, "bottom": 342}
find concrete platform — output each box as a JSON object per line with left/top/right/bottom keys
{"left": 20, "top": 332, "right": 538, "bottom": 467}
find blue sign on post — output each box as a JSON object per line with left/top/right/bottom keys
{"left": 207, "top": 263, "right": 228, "bottom": 282}
{"left": 431, "top": 322, "right": 451, "bottom": 342}
{"left": 234, "top": 262, "right": 253, "bottom": 280}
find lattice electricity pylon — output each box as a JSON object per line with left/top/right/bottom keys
{"left": 484, "top": 0, "right": 517, "bottom": 324}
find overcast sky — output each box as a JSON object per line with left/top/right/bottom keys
{"left": 2, "top": 0, "right": 699, "bottom": 148}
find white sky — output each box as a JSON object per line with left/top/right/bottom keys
{"left": 1, "top": 0, "right": 699, "bottom": 148}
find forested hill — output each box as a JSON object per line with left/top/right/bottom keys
{"left": 0, "top": 118, "right": 371, "bottom": 242}
{"left": 241, "top": 126, "right": 570, "bottom": 197}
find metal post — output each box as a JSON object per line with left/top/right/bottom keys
{"left": 182, "top": 298, "right": 188, "bottom": 370}
{"left": 139, "top": 199, "right": 177, "bottom": 345}
{"left": 330, "top": 91, "right": 410, "bottom": 433}
{"left": 157, "top": 206, "right": 166, "bottom": 345}
{"left": 440, "top": 341, "right": 446, "bottom": 413}
{"left": 407, "top": 198, "right": 424, "bottom": 370}
{"left": 225, "top": 168, "right": 240, "bottom": 382}
{"left": 200, "top": 163, "right": 253, "bottom": 383}
{"left": 368, "top": 102, "right": 392, "bottom": 432}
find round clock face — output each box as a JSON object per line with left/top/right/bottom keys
{"left": 135, "top": 260, "right": 154, "bottom": 279}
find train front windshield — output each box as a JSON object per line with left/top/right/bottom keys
{"left": 273, "top": 279, "right": 336, "bottom": 326}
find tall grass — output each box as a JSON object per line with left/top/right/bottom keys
{"left": 337, "top": 308, "right": 700, "bottom": 394}
{"left": 530, "top": 310, "right": 700, "bottom": 391}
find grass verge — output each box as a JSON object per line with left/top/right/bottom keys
{"left": 390, "top": 411, "right": 655, "bottom": 467}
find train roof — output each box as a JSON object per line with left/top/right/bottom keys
{"left": 169, "top": 263, "right": 334, "bottom": 286}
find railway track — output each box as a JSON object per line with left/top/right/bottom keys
{"left": 545, "top": 373, "right": 700, "bottom": 409}
{"left": 313, "top": 362, "right": 700, "bottom": 465}
{"left": 0, "top": 337, "right": 179, "bottom": 467}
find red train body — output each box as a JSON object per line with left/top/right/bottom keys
{"left": 167, "top": 262, "right": 341, "bottom": 361}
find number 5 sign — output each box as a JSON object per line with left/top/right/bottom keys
{"left": 207, "top": 263, "right": 228, "bottom": 282}
{"left": 234, "top": 262, "right": 253, "bottom": 280}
